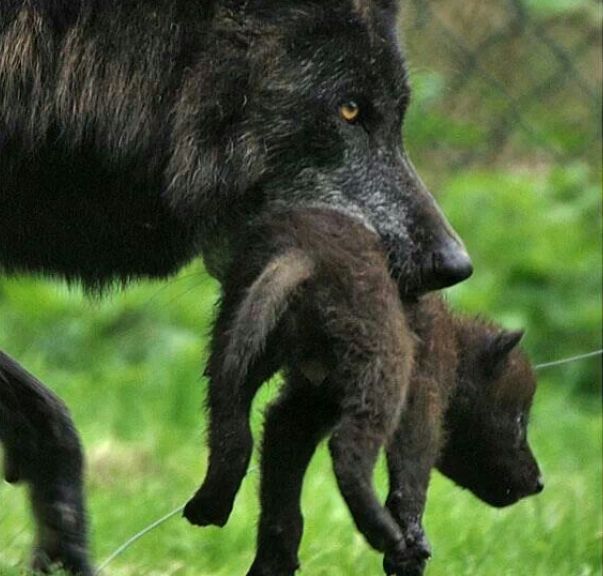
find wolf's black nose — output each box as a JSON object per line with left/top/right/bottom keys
{"left": 434, "top": 245, "right": 473, "bottom": 286}
{"left": 534, "top": 476, "right": 545, "bottom": 494}
{"left": 423, "top": 242, "right": 473, "bottom": 290}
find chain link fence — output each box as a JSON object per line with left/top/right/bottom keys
{"left": 397, "top": 0, "right": 602, "bottom": 394}
{"left": 399, "top": 0, "right": 602, "bottom": 174}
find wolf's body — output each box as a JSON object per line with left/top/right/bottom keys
{"left": 0, "top": 2, "right": 472, "bottom": 572}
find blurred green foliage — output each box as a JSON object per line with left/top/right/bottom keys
{"left": 440, "top": 163, "right": 602, "bottom": 396}
{"left": 401, "top": 0, "right": 602, "bottom": 396}
{"left": 523, "top": 0, "right": 598, "bottom": 18}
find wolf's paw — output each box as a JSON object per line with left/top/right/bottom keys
{"left": 246, "top": 556, "right": 299, "bottom": 576}
{"left": 3, "top": 449, "right": 21, "bottom": 483}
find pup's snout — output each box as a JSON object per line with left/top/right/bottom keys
{"left": 533, "top": 476, "right": 545, "bottom": 494}
{"left": 422, "top": 240, "right": 473, "bottom": 290}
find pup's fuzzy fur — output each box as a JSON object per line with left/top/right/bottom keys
{"left": 185, "top": 208, "right": 415, "bottom": 576}
{"left": 184, "top": 220, "right": 542, "bottom": 575}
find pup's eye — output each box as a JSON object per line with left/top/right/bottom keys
{"left": 339, "top": 101, "right": 360, "bottom": 124}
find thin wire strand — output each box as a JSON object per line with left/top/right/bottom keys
{"left": 535, "top": 349, "right": 602, "bottom": 370}
{"left": 94, "top": 466, "right": 260, "bottom": 574}
{"left": 93, "top": 503, "right": 186, "bottom": 575}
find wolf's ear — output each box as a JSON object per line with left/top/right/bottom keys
{"left": 375, "top": 0, "right": 400, "bottom": 12}
{"left": 354, "top": 0, "right": 400, "bottom": 17}
{"left": 483, "top": 330, "right": 524, "bottom": 376}
{"left": 375, "top": 0, "right": 401, "bottom": 17}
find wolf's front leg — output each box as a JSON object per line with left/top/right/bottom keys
{"left": 0, "top": 351, "right": 91, "bottom": 576}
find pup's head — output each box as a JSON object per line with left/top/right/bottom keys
{"left": 438, "top": 327, "right": 543, "bottom": 507}
{"left": 209, "top": 0, "right": 471, "bottom": 295}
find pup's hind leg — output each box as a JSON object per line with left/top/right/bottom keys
{"left": 247, "top": 372, "right": 338, "bottom": 576}
{"left": 0, "top": 351, "right": 91, "bottom": 576}
{"left": 328, "top": 411, "right": 407, "bottom": 569}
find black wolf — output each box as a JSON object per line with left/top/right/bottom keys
{"left": 184, "top": 208, "right": 415, "bottom": 576}
{"left": 0, "top": 0, "right": 470, "bottom": 291}
{"left": 0, "top": 0, "right": 473, "bottom": 572}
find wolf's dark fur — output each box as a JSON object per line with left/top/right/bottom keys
{"left": 0, "top": 1, "right": 474, "bottom": 572}
{"left": 184, "top": 208, "right": 415, "bottom": 576}
{"left": 0, "top": 352, "right": 89, "bottom": 575}
{"left": 0, "top": 0, "right": 470, "bottom": 292}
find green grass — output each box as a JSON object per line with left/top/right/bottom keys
{"left": 0, "top": 268, "right": 601, "bottom": 576}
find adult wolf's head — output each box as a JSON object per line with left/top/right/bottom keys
{"left": 204, "top": 0, "right": 472, "bottom": 295}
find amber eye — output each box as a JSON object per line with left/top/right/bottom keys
{"left": 339, "top": 101, "right": 360, "bottom": 123}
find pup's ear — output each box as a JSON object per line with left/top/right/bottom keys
{"left": 482, "top": 329, "right": 524, "bottom": 376}
{"left": 492, "top": 330, "right": 524, "bottom": 357}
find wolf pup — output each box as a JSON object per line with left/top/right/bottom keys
{"left": 185, "top": 208, "right": 417, "bottom": 576}
{"left": 188, "top": 288, "right": 544, "bottom": 576}
{"left": 383, "top": 295, "right": 543, "bottom": 575}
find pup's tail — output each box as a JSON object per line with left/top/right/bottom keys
{"left": 221, "top": 249, "right": 314, "bottom": 383}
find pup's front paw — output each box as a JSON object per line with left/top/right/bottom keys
{"left": 382, "top": 530, "right": 430, "bottom": 576}
{"left": 183, "top": 486, "right": 234, "bottom": 527}
{"left": 403, "top": 522, "right": 431, "bottom": 559}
